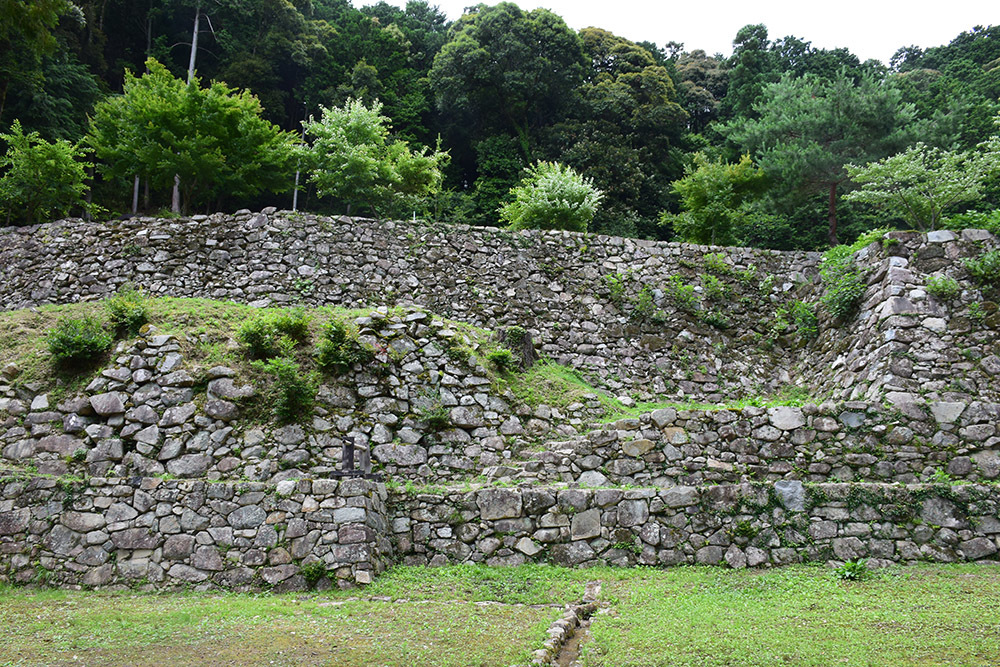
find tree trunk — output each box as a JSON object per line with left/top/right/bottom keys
{"left": 827, "top": 183, "right": 839, "bottom": 247}
{"left": 499, "top": 326, "right": 538, "bottom": 371}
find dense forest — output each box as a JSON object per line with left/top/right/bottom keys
{"left": 1, "top": 0, "right": 999, "bottom": 248}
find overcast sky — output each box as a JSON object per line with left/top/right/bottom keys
{"left": 352, "top": 0, "right": 998, "bottom": 65}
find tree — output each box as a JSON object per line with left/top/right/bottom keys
{"left": 545, "top": 28, "right": 687, "bottom": 238}
{"left": 724, "top": 70, "right": 916, "bottom": 245}
{"left": 87, "top": 58, "right": 299, "bottom": 214}
{"left": 845, "top": 143, "right": 991, "bottom": 230}
{"left": 0, "top": 0, "right": 75, "bottom": 128}
{"left": 301, "top": 98, "right": 448, "bottom": 217}
{"left": 429, "top": 2, "right": 585, "bottom": 161}
{"left": 499, "top": 161, "right": 603, "bottom": 232}
{"left": 661, "top": 153, "right": 768, "bottom": 245}
{"left": 0, "top": 119, "right": 92, "bottom": 225}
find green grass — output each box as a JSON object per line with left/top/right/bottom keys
{"left": 1, "top": 564, "right": 997, "bottom": 666}
{"left": 583, "top": 564, "right": 1000, "bottom": 666}
{"left": 0, "top": 564, "right": 585, "bottom": 666}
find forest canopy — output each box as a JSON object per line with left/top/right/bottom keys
{"left": 0, "top": 1, "right": 998, "bottom": 249}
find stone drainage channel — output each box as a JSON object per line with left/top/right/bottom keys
{"left": 533, "top": 581, "right": 602, "bottom": 666}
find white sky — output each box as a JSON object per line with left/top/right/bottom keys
{"left": 352, "top": 0, "right": 999, "bottom": 65}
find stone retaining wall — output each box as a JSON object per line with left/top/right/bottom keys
{"left": 513, "top": 402, "right": 1000, "bottom": 487}
{"left": 394, "top": 483, "right": 1000, "bottom": 569}
{"left": 0, "top": 475, "right": 390, "bottom": 589}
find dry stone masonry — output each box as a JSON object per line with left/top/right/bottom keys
{"left": 1, "top": 211, "right": 999, "bottom": 589}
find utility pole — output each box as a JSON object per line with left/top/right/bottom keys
{"left": 173, "top": 0, "right": 202, "bottom": 214}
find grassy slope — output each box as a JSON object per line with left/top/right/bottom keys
{"left": 1, "top": 564, "right": 998, "bottom": 666}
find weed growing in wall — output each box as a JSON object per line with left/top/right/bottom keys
{"left": 963, "top": 249, "right": 1000, "bottom": 290}
{"left": 665, "top": 275, "right": 699, "bottom": 313}
{"left": 316, "top": 319, "right": 372, "bottom": 374}
{"left": 238, "top": 308, "right": 311, "bottom": 359}
{"left": 925, "top": 274, "right": 961, "bottom": 300}
{"left": 820, "top": 246, "right": 865, "bottom": 322}
{"left": 253, "top": 357, "right": 318, "bottom": 423}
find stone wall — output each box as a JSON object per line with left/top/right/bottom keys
{"left": 0, "top": 210, "right": 822, "bottom": 401}
{"left": 393, "top": 482, "right": 1000, "bottom": 569}
{"left": 2, "top": 212, "right": 996, "bottom": 405}
{"left": 0, "top": 474, "right": 390, "bottom": 589}
{"left": 507, "top": 402, "right": 1000, "bottom": 487}
{"left": 0, "top": 308, "right": 600, "bottom": 485}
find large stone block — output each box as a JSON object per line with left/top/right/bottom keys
{"left": 477, "top": 488, "right": 522, "bottom": 520}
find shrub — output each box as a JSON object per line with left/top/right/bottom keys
{"left": 941, "top": 209, "right": 1000, "bottom": 235}
{"left": 487, "top": 348, "right": 515, "bottom": 372}
{"left": 699, "top": 309, "right": 731, "bottom": 329}
{"left": 925, "top": 274, "right": 961, "bottom": 300}
{"left": 963, "top": 249, "right": 1000, "bottom": 288}
{"left": 703, "top": 252, "right": 732, "bottom": 275}
{"left": 665, "top": 275, "right": 699, "bottom": 313}
{"left": 700, "top": 274, "right": 728, "bottom": 302}
{"left": 299, "top": 561, "right": 328, "bottom": 588}
{"left": 104, "top": 284, "right": 148, "bottom": 335}
{"left": 238, "top": 308, "right": 311, "bottom": 359}
{"left": 315, "top": 319, "right": 372, "bottom": 374}
{"left": 47, "top": 316, "right": 113, "bottom": 366}
{"left": 499, "top": 161, "right": 603, "bottom": 232}
{"left": 788, "top": 300, "right": 819, "bottom": 339}
{"left": 820, "top": 246, "right": 865, "bottom": 321}
{"left": 253, "top": 357, "right": 317, "bottom": 423}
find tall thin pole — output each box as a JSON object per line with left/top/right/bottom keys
{"left": 173, "top": 0, "right": 201, "bottom": 214}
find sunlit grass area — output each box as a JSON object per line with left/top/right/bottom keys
{"left": 1, "top": 563, "right": 998, "bottom": 666}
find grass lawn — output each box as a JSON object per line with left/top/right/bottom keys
{"left": 0, "top": 564, "right": 586, "bottom": 667}
{"left": 584, "top": 563, "right": 1000, "bottom": 666}
{"left": 1, "top": 563, "right": 998, "bottom": 666}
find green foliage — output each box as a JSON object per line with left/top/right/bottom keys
{"left": 238, "top": 309, "right": 311, "bottom": 360}
{"left": 820, "top": 252, "right": 866, "bottom": 322}
{"left": 486, "top": 348, "right": 515, "bottom": 372}
{"left": 703, "top": 252, "right": 733, "bottom": 275}
{"left": 724, "top": 70, "right": 916, "bottom": 245}
{"left": 604, "top": 272, "right": 628, "bottom": 306}
{"left": 499, "top": 161, "right": 604, "bottom": 232}
{"left": 925, "top": 275, "right": 961, "bottom": 300}
{"left": 845, "top": 143, "right": 990, "bottom": 230}
{"left": 47, "top": 316, "right": 112, "bottom": 367}
{"left": 315, "top": 319, "right": 372, "bottom": 375}
{"left": 87, "top": 59, "right": 298, "bottom": 215}
{"left": 662, "top": 154, "right": 768, "bottom": 245}
{"left": 0, "top": 120, "right": 92, "bottom": 225}
{"left": 665, "top": 275, "right": 700, "bottom": 313}
{"left": 833, "top": 559, "right": 871, "bottom": 582}
{"left": 299, "top": 561, "right": 328, "bottom": 589}
{"left": 963, "top": 249, "right": 1000, "bottom": 288}
{"left": 104, "top": 285, "right": 148, "bottom": 335}
{"left": 700, "top": 274, "right": 728, "bottom": 302}
{"left": 301, "top": 98, "right": 448, "bottom": 217}
{"left": 774, "top": 300, "right": 819, "bottom": 340}
{"left": 699, "top": 309, "right": 731, "bottom": 329}
{"left": 253, "top": 357, "right": 317, "bottom": 424}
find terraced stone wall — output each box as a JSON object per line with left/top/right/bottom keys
{"left": 394, "top": 483, "right": 1000, "bottom": 569}
{"left": 513, "top": 402, "right": 1000, "bottom": 487}
{"left": 0, "top": 210, "right": 821, "bottom": 401}
{"left": 0, "top": 475, "right": 390, "bottom": 589}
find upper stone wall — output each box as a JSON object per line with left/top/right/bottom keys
{"left": 1, "top": 212, "right": 997, "bottom": 405}
{"left": 0, "top": 210, "right": 820, "bottom": 401}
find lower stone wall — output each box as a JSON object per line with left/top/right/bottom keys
{"left": 0, "top": 475, "right": 391, "bottom": 590}
{"left": 4, "top": 475, "right": 998, "bottom": 590}
{"left": 514, "top": 402, "right": 1000, "bottom": 487}
{"left": 393, "top": 483, "right": 1000, "bottom": 569}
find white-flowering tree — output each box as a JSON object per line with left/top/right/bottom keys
{"left": 845, "top": 142, "right": 992, "bottom": 231}
{"left": 499, "top": 161, "right": 604, "bottom": 232}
